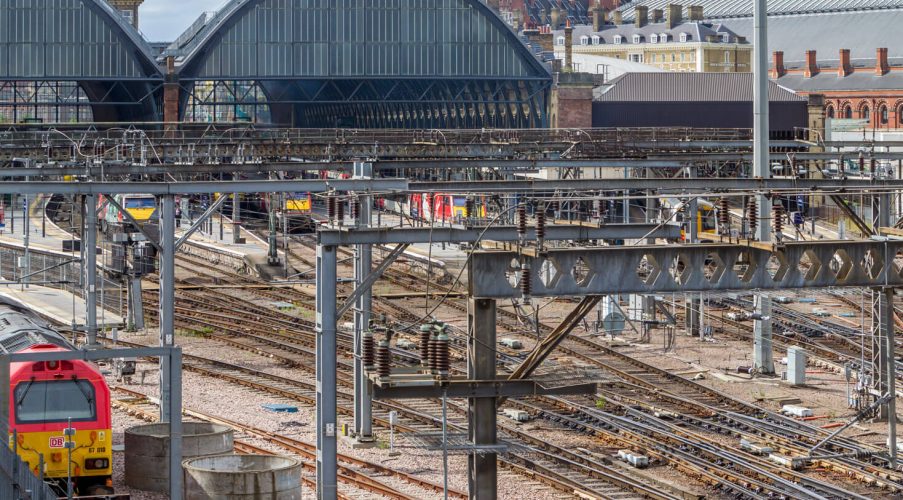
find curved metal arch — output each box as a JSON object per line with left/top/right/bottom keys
{"left": 176, "top": 0, "right": 550, "bottom": 80}
{"left": 0, "top": 0, "right": 161, "bottom": 80}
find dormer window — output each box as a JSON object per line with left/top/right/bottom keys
{"left": 721, "top": 33, "right": 730, "bottom": 43}
{"left": 613, "top": 35, "right": 623, "bottom": 44}
{"left": 659, "top": 33, "right": 669, "bottom": 43}
{"left": 580, "top": 35, "right": 589, "bottom": 45}
{"left": 650, "top": 34, "right": 658, "bottom": 43}
{"left": 680, "top": 32, "right": 689, "bottom": 42}
{"left": 632, "top": 34, "right": 642, "bottom": 44}
{"left": 591, "top": 35, "right": 601, "bottom": 45}
{"left": 556, "top": 36, "right": 565, "bottom": 46}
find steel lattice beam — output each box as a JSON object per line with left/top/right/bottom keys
{"left": 469, "top": 241, "right": 903, "bottom": 298}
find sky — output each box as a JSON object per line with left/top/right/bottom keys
{"left": 139, "top": 0, "right": 228, "bottom": 42}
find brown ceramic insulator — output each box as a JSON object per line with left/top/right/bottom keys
{"left": 436, "top": 333, "right": 450, "bottom": 377}
{"left": 419, "top": 325, "right": 431, "bottom": 366}
{"left": 376, "top": 340, "right": 391, "bottom": 378}
{"left": 520, "top": 263, "right": 532, "bottom": 297}
{"left": 362, "top": 331, "right": 375, "bottom": 370}
{"left": 517, "top": 205, "right": 527, "bottom": 238}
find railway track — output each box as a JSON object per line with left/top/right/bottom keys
{"left": 111, "top": 386, "right": 460, "bottom": 500}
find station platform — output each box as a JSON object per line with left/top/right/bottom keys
{"left": 0, "top": 284, "right": 122, "bottom": 329}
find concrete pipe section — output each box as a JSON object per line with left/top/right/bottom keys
{"left": 125, "top": 422, "right": 234, "bottom": 492}
{"left": 182, "top": 454, "right": 303, "bottom": 499}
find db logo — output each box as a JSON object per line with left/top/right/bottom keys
{"left": 49, "top": 437, "right": 65, "bottom": 448}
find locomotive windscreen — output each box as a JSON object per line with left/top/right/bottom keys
{"left": 14, "top": 379, "right": 97, "bottom": 423}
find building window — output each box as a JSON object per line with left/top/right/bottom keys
{"left": 632, "top": 35, "right": 641, "bottom": 44}
{"left": 826, "top": 105, "right": 835, "bottom": 118}
{"left": 629, "top": 54, "right": 644, "bottom": 63}
{"left": 580, "top": 35, "right": 589, "bottom": 45}
{"left": 721, "top": 33, "right": 730, "bottom": 43}
{"left": 844, "top": 105, "right": 853, "bottom": 119}
{"left": 880, "top": 105, "right": 889, "bottom": 125}
{"left": 680, "top": 33, "right": 688, "bottom": 42}
{"left": 660, "top": 33, "right": 669, "bottom": 43}
{"left": 650, "top": 54, "right": 656, "bottom": 62}
{"left": 614, "top": 35, "right": 622, "bottom": 44}
{"left": 671, "top": 53, "right": 676, "bottom": 62}
{"left": 591, "top": 35, "right": 600, "bottom": 45}
{"left": 724, "top": 51, "right": 730, "bottom": 63}
{"left": 650, "top": 34, "right": 658, "bottom": 43}
{"left": 119, "top": 9, "right": 134, "bottom": 26}
{"left": 862, "top": 105, "right": 871, "bottom": 121}
{"left": 556, "top": 36, "right": 565, "bottom": 46}
{"left": 680, "top": 53, "right": 686, "bottom": 62}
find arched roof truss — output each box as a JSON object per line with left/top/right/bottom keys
{"left": 178, "top": 0, "right": 549, "bottom": 81}
{"left": 0, "top": 0, "right": 161, "bottom": 80}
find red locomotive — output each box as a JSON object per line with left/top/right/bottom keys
{"left": 2, "top": 300, "right": 116, "bottom": 496}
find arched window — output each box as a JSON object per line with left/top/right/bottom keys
{"left": 880, "top": 105, "right": 889, "bottom": 125}
{"left": 862, "top": 105, "right": 870, "bottom": 121}
{"left": 660, "top": 33, "right": 669, "bottom": 42}
{"left": 591, "top": 35, "right": 600, "bottom": 45}
{"left": 650, "top": 34, "right": 658, "bottom": 43}
{"left": 826, "top": 105, "right": 835, "bottom": 118}
{"left": 580, "top": 35, "right": 589, "bottom": 45}
{"left": 680, "top": 33, "right": 689, "bottom": 42}
{"left": 632, "top": 34, "right": 642, "bottom": 44}
{"left": 844, "top": 105, "right": 853, "bottom": 119}
{"left": 613, "top": 35, "right": 623, "bottom": 44}
{"left": 721, "top": 33, "right": 730, "bottom": 43}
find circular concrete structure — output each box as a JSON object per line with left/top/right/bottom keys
{"left": 182, "top": 454, "right": 303, "bottom": 499}
{"left": 125, "top": 422, "right": 233, "bottom": 493}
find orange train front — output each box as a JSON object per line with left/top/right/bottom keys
{"left": 1, "top": 301, "right": 115, "bottom": 497}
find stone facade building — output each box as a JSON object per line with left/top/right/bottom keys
{"left": 550, "top": 4, "right": 751, "bottom": 73}
{"left": 106, "top": 0, "right": 143, "bottom": 28}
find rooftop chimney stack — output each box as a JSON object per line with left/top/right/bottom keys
{"left": 551, "top": 7, "right": 560, "bottom": 28}
{"left": 652, "top": 9, "right": 664, "bottom": 23}
{"left": 592, "top": 7, "right": 605, "bottom": 31}
{"left": 688, "top": 5, "right": 703, "bottom": 21}
{"left": 877, "top": 47, "right": 890, "bottom": 76}
{"left": 838, "top": 49, "right": 852, "bottom": 77}
{"left": 564, "top": 19, "right": 574, "bottom": 70}
{"left": 635, "top": 6, "right": 648, "bottom": 27}
{"left": 770, "top": 51, "right": 785, "bottom": 78}
{"left": 666, "top": 3, "right": 682, "bottom": 29}
{"left": 613, "top": 9, "right": 623, "bottom": 24}
{"left": 804, "top": 50, "right": 819, "bottom": 78}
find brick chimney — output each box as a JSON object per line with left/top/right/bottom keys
{"left": 804, "top": 50, "right": 819, "bottom": 78}
{"left": 613, "top": 10, "right": 623, "bottom": 24}
{"left": 651, "top": 9, "right": 663, "bottom": 23}
{"left": 688, "top": 5, "right": 703, "bottom": 21}
{"left": 666, "top": 3, "right": 682, "bottom": 29}
{"left": 592, "top": 8, "right": 606, "bottom": 31}
{"left": 635, "top": 6, "right": 648, "bottom": 27}
{"left": 877, "top": 47, "right": 890, "bottom": 76}
{"left": 551, "top": 7, "right": 560, "bottom": 28}
{"left": 564, "top": 19, "right": 574, "bottom": 71}
{"left": 770, "top": 51, "right": 785, "bottom": 78}
{"left": 838, "top": 49, "right": 852, "bottom": 77}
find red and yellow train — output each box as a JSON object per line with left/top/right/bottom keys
{"left": 3, "top": 301, "right": 115, "bottom": 496}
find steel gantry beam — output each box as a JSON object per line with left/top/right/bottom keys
{"left": 318, "top": 223, "right": 681, "bottom": 246}
{"left": 468, "top": 241, "right": 903, "bottom": 298}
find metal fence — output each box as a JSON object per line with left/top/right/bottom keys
{"left": 0, "top": 436, "right": 59, "bottom": 500}
{"left": 0, "top": 244, "right": 127, "bottom": 323}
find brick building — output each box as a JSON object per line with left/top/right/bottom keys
{"left": 106, "top": 0, "right": 143, "bottom": 28}
{"left": 771, "top": 48, "right": 903, "bottom": 130}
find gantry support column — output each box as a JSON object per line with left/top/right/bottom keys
{"left": 753, "top": 0, "right": 770, "bottom": 243}
{"left": 354, "top": 196, "right": 374, "bottom": 441}
{"left": 686, "top": 176, "right": 701, "bottom": 337}
{"left": 157, "top": 195, "right": 182, "bottom": 499}
{"left": 468, "top": 298, "right": 498, "bottom": 500}
{"left": 317, "top": 244, "right": 338, "bottom": 499}
{"left": 753, "top": 294, "right": 774, "bottom": 373}
{"left": 872, "top": 287, "right": 898, "bottom": 466}
{"left": 84, "top": 194, "right": 98, "bottom": 347}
